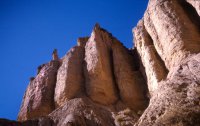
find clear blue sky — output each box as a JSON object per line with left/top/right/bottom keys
{"left": 0, "top": 0, "right": 148, "bottom": 120}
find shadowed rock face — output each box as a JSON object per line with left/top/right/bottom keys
{"left": 3, "top": 0, "right": 199, "bottom": 125}
{"left": 0, "top": 118, "right": 53, "bottom": 126}
{"left": 186, "top": 0, "right": 200, "bottom": 16}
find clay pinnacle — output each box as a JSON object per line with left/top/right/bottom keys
{"left": 52, "top": 49, "right": 59, "bottom": 60}
{"left": 77, "top": 37, "right": 89, "bottom": 47}
{"left": 94, "top": 23, "right": 101, "bottom": 30}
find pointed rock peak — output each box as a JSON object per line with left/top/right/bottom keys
{"left": 77, "top": 37, "right": 89, "bottom": 47}
{"left": 90, "top": 23, "right": 123, "bottom": 49}
{"left": 53, "top": 49, "right": 57, "bottom": 53}
{"left": 94, "top": 23, "right": 101, "bottom": 30}
{"left": 37, "top": 64, "right": 45, "bottom": 74}
{"left": 92, "top": 23, "right": 113, "bottom": 38}
{"left": 52, "top": 49, "right": 59, "bottom": 60}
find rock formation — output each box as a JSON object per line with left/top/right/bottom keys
{"left": 18, "top": 60, "right": 60, "bottom": 121}
{"left": 54, "top": 44, "right": 85, "bottom": 107}
{"left": 133, "top": 0, "right": 200, "bottom": 125}
{"left": 134, "top": 19, "right": 168, "bottom": 96}
{"left": 14, "top": 24, "right": 149, "bottom": 126}
{"left": 52, "top": 49, "right": 59, "bottom": 61}
{"left": 1, "top": 0, "right": 200, "bottom": 125}
{"left": 84, "top": 24, "right": 118, "bottom": 105}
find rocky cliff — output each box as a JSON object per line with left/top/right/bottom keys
{"left": 1, "top": 0, "right": 200, "bottom": 126}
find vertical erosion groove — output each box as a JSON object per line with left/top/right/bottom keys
{"left": 110, "top": 48, "right": 121, "bottom": 100}
{"left": 133, "top": 19, "right": 168, "bottom": 96}
{"left": 147, "top": 31, "right": 169, "bottom": 76}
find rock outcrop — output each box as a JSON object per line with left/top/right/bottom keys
{"left": 16, "top": 24, "right": 148, "bottom": 126}
{"left": 143, "top": 0, "right": 200, "bottom": 70}
{"left": 133, "top": 0, "right": 200, "bottom": 125}
{"left": 49, "top": 98, "right": 115, "bottom": 126}
{"left": 1, "top": 0, "right": 200, "bottom": 125}
{"left": 84, "top": 24, "right": 118, "bottom": 105}
{"left": 18, "top": 60, "right": 60, "bottom": 121}
{"left": 134, "top": 54, "right": 200, "bottom": 126}
{"left": 112, "top": 40, "right": 147, "bottom": 110}
{"left": 133, "top": 19, "right": 168, "bottom": 95}
{"left": 54, "top": 45, "right": 85, "bottom": 108}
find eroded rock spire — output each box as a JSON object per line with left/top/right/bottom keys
{"left": 52, "top": 49, "right": 59, "bottom": 60}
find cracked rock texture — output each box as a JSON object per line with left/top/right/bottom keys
{"left": 54, "top": 45, "right": 85, "bottom": 108}
{"left": 84, "top": 25, "right": 118, "bottom": 105}
{"left": 15, "top": 24, "right": 148, "bottom": 126}
{"left": 133, "top": 0, "right": 200, "bottom": 125}
{"left": 18, "top": 60, "right": 60, "bottom": 121}
{"left": 1, "top": 0, "right": 200, "bottom": 125}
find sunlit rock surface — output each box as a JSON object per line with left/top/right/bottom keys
{"left": 1, "top": 0, "right": 199, "bottom": 125}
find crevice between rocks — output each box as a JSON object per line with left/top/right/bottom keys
{"left": 180, "top": 0, "right": 200, "bottom": 32}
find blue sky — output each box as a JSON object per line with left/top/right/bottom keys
{"left": 0, "top": 0, "right": 148, "bottom": 120}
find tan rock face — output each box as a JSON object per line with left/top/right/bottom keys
{"left": 18, "top": 60, "right": 60, "bottom": 121}
{"left": 54, "top": 46, "right": 85, "bottom": 108}
{"left": 144, "top": 0, "right": 200, "bottom": 70}
{"left": 133, "top": 19, "right": 168, "bottom": 95}
{"left": 133, "top": 0, "right": 200, "bottom": 125}
{"left": 135, "top": 54, "right": 200, "bottom": 126}
{"left": 84, "top": 25, "right": 118, "bottom": 105}
{"left": 49, "top": 98, "right": 115, "bottom": 126}
{"left": 112, "top": 39, "right": 147, "bottom": 110}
